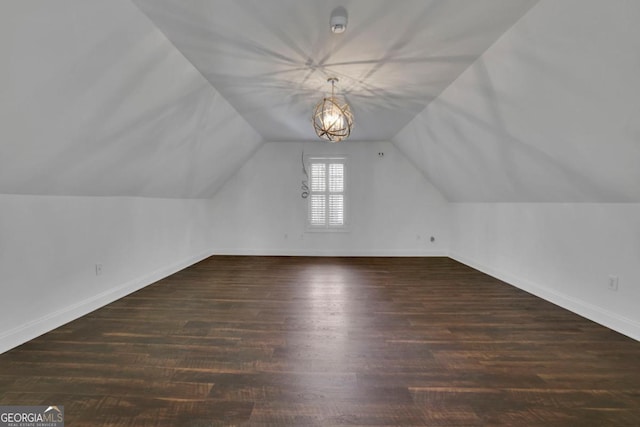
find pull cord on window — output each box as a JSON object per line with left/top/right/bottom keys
{"left": 301, "top": 151, "right": 309, "bottom": 199}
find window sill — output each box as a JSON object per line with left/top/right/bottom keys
{"left": 305, "top": 227, "right": 350, "bottom": 233}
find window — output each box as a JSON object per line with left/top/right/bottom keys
{"left": 307, "top": 156, "right": 347, "bottom": 230}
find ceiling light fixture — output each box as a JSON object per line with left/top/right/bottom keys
{"left": 330, "top": 7, "right": 348, "bottom": 34}
{"left": 312, "top": 77, "right": 354, "bottom": 143}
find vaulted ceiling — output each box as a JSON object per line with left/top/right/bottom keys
{"left": 1, "top": 0, "right": 638, "bottom": 202}
{"left": 132, "top": 0, "right": 538, "bottom": 142}
{"left": 0, "top": 0, "right": 262, "bottom": 198}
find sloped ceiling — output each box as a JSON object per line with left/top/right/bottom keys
{"left": 132, "top": 0, "right": 539, "bottom": 142}
{"left": 3, "top": 0, "right": 635, "bottom": 203}
{"left": 393, "top": 0, "right": 640, "bottom": 202}
{"left": 0, "top": 0, "right": 261, "bottom": 198}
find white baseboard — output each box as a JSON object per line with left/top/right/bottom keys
{"left": 213, "top": 248, "right": 449, "bottom": 257}
{"left": 0, "top": 250, "right": 214, "bottom": 355}
{"left": 450, "top": 252, "right": 640, "bottom": 342}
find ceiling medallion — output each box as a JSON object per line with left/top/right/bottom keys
{"left": 312, "top": 77, "right": 354, "bottom": 143}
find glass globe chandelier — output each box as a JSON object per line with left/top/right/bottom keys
{"left": 312, "top": 77, "right": 354, "bottom": 142}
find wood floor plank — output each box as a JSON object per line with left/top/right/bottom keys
{"left": 1, "top": 256, "right": 639, "bottom": 426}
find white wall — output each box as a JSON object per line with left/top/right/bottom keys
{"left": 392, "top": 0, "right": 640, "bottom": 340}
{"left": 209, "top": 141, "right": 450, "bottom": 256}
{"left": 0, "top": 0, "right": 262, "bottom": 352}
{"left": 450, "top": 203, "right": 640, "bottom": 341}
{"left": 0, "top": 195, "right": 216, "bottom": 354}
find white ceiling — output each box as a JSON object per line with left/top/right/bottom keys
{"left": 3, "top": 0, "right": 637, "bottom": 202}
{"left": 132, "top": 0, "right": 539, "bottom": 142}
{"left": 395, "top": 0, "right": 640, "bottom": 202}
{"left": 0, "top": 0, "right": 262, "bottom": 198}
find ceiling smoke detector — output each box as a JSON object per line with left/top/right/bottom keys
{"left": 330, "top": 7, "right": 348, "bottom": 34}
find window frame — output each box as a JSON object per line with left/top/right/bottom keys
{"left": 305, "top": 155, "right": 349, "bottom": 232}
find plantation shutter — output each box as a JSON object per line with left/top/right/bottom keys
{"left": 308, "top": 157, "right": 346, "bottom": 229}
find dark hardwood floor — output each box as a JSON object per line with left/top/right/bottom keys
{"left": 1, "top": 256, "right": 639, "bottom": 426}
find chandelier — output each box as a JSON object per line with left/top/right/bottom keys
{"left": 312, "top": 77, "right": 354, "bottom": 142}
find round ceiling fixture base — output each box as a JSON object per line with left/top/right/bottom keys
{"left": 330, "top": 7, "right": 348, "bottom": 34}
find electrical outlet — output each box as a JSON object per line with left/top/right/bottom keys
{"left": 607, "top": 275, "right": 618, "bottom": 291}
{"left": 95, "top": 264, "right": 103, "bottom": 276}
